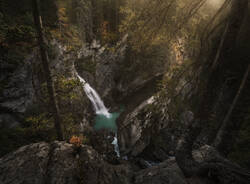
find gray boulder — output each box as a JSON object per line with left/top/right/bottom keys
{"left": 0, "top": 140, "right": 224, "bottom": 184}
{"left": 135, "top": 157, "right": 187, "bottom": 184}
{"left": 0, "top": 141, "right": 132, "bottom": 184}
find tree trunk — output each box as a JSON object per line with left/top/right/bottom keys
{"left": 213, "top": 64, "right": 250, "bottom": 152}
{"left": 176, "top": 0, "right": 249, "bottom": 182}
{"left": 211, "top": 21, "right": 229, "bottom": 70}
{"left": 32, "top": 0, "right": 63, "bottom": 141}
{"left": 209, "top": 0, "right": 249, "bottom": 155}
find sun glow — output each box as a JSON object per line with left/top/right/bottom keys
{"left": 207, "top": 0, "right": 225, "bottom": 8}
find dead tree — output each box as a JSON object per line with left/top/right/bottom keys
{"left": 175, "top": 0, "right": 250, "bottom": 183}
{"left": 32, "top": 0, "right": 63, "bottom": 141}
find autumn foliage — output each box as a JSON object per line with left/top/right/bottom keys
{"left": 100, "top": 21, "right": 117, "bottom": 43}
{"left": 69, "top": 135, "right": 82, "bottom": 147}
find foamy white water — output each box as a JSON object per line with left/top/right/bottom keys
{"left": 76, "top": 73, "right": 111, "bottom": 118}
{"left": 112, "top": 133, "right": 120, "bottom": 157}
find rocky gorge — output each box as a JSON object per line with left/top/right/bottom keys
{"left": 1, "top": 0, "right": 250, "bottom": 183}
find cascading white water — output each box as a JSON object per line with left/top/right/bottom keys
{"left": 76, "top": 71, "right": 120, "bottom": 157}
{"left": 76, "top": 73, "right": 111, "bottom": 118}
{"left": 112, "top": 133, "right": 120, "bottom": 157}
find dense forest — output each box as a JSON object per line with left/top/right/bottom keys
{"left": 0, "top": 0, "right": 250, "bottom": 183}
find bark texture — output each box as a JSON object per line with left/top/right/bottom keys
{"left": 175, "top": 0, "right": 250, "bottom": 183}
{"left": 32, "top": 0, "right": 63, "bottom": 140}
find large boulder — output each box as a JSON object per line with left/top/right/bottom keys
{"left": 0, "top": 142, "right": 50, "bottom": 184}
{"left": 0, "top": 140, "right": 228, "bottom": 184}
{"left": 118, "top": 99, "right": 195, "bottom": 161}
{"left": 118, "top": 96, "right": 157, "bottom": 156}
{"left": 0, "top": 141, "right": 132, "bottom": 184}
{"left": 134, "top": 157, "right": 187, "bottom": 184}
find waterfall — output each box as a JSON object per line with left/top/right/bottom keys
{"left": 112, "top": 133, "right": 120, "bottom": 157}
{"left": 76, "top": 71, "right": 120, "bottom": 157}
{"left": 76, "top": 73, "right": 111, "bottom": 118}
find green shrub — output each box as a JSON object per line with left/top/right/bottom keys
{"left": 6, "top": 25, "right": 35, "bottom": 44}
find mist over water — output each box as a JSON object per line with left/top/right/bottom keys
{"left": 207, "top": 0, "right": 225, "bottom": 8}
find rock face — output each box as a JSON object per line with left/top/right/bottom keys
{"left": 0, "top": 141, "right": 192, "bottom": 184}
{"left": 0, "top": 141, "right": 132, "bottom": 184}
{"left": 134, "top": 157, "right": 187, "bottom": 184}
{"left": 0, "top": 38, "right": 93, "bottom": 130}
{"left": 0, "top": 142, "right": 50, "bottom": 184}
{"left": 76, "top": 35, "right": 165, "bottom": 109}
{"left": 118, "top": 96, "right": 156, "bottom": 156}
{"left": 0, "top": 52, "right": 35, "bottom": 128}
{"left": 118, "top": 93, "right": 195, "bottom": 161}
{"left": 1, "top": 141, "right": 224, "bottom": 184}
{"left": 76, "top": 36, "right": 128, "bottom": 107}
